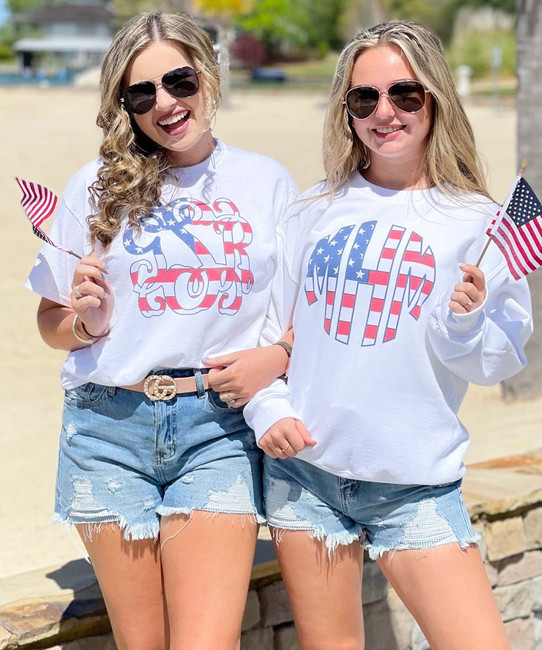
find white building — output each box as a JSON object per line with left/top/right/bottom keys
{"left": 13, "top": 0, "right": 114, "bottom": 73}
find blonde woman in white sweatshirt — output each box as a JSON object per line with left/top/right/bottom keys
{"left": 244, "top": 21, "right": 531, "bottom": 650}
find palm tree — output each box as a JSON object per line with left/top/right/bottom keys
{"left": 501, "top": 0, "right": 542, "bottom": 399}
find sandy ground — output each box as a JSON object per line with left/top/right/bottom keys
{"left": 1, "top": 86, "right": 540, "bottom": 580}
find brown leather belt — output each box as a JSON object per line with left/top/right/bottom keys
{"left": 121, "top": 373, "right": 210, "bottom": 401}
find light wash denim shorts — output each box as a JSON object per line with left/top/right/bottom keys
{"left": 264, "top": 456, "right": 479, "bottom": 559}
{"left": 55, "top": 369, "right": 264, "bottom": 540}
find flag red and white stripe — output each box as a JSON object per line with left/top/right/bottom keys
{"left": 487, "top": 176, "right": 542, "bottom": 280}
{"left": 16, "top": 178, "right": 58, "bottom": 228}
{"left": 15, "top": 178, "right": 81, "bottom": 259}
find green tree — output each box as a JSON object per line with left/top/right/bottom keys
{"left": 451, "top": 0, "right": 515, "bottom": 13}
{"left": 379, "top": 0, "right": 458, "bottom": 40}
{"left": 377, "top": 0, "right": 515, "bottom": 41}
{"left": 239, "top": 0, "right": 345, "bottom": 58}
{"left": 7, "top": 0, "right": 45, "bottom": 14}
{"left": 287, "top": 0, "right": 346, "bottom": 53}
{"left": 237, "top": 0, "right": 294, "bottom": 52}
{"left": 0, "top": 23, "right": 16, "bottom": 59}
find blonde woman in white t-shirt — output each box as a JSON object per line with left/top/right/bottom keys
{"left": 27, "top": 12, "right": 298, "bottom": 649}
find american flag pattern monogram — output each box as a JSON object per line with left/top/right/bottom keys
{"left": 306, "top": 225, "right": 356, "bottom": 333}
{"left": 124, "top": 197, "right": 254, "bottom": 316}
{"left": 487, "top": 177, "right": 542, "bottom": 280}
{"left": 304, "top": 220, "right": 435, "bottom": 345}
{"left": 384, "top": 231, "right": 436, "bottom": 342}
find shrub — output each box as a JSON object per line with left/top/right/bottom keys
{"left": 230, "top": 31, "right": 267, "bottom": 68}
{"left": 0, "top": 42, "right": 14, "bottom": 59}
{"left": 446, "top": 28, "right": 516, "bottom": 78}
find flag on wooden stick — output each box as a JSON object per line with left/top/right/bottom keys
{"left": 486, "top": 176, "right": 542, "bottom": 280}
{"left": 16, "top": 178, "right": 81, "bottom": 259}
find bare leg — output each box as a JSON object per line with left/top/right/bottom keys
{"left": 273, "top": 529, "right": 364, "bottom": 650}
{"left": 377, "top": 543, "right": 510, "bottom": 650}
{"left": 77, "top": 524, "right": 167, "bottom": 650}
{"left": 160, "top": 512, "right": 259, "bottom": 650}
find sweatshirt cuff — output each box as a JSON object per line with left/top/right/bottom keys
{"left": 439, "top": 290, "right": 488, "bottom": 335}
{"left": 244, "top": 396, "right": 299, "bottom": 442}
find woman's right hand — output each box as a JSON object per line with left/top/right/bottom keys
{"left": 205, "top": 345, "right": 290, "bottom": 407}
{"left": 259, "top": 418, "right": 317, "bottom": 459}
{"left": 71, "top": 254, "right": 113, "bottom": 336}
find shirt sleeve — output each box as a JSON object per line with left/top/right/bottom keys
{"left": 426, "top": 249, "right": 533, "bottom": 386}
{"left": 257, "top": 209, "right": 303, "bottom": 345}
{"left": 257, "top": 181, "right": 327, "bottom": 344}
{"left": 243, "top": 197, "right": 309, "bottom": 441}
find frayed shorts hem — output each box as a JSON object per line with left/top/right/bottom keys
{"left": 158, "top": 505, "right": 266, "bottom": 525}
{"left": 54, "top": 506, "right": 266, "bottom": 542}
{"left": 53, "top": 512, "right": 161, "bottom": 542}
{"left": 267, "top": 520, "right": 481, "bottom": 559}
{"left": 268, "top": 521, "right": 362, "bottom": 553}
{"left": 364, "top": 532, "right": 481, "bottom": 560}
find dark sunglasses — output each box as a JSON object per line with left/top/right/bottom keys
{"left": 121, "top": 66, "right": 201, "bottom": 115}
{"left": 343, "top": 80, "right": 430, "bottom": 120}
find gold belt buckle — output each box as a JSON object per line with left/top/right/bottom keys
{"left": 143, "top": 375, "right": 177, "bottom": 401}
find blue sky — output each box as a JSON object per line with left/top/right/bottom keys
{"left": 0, "top": 0, "right": 9, "bottom": 25}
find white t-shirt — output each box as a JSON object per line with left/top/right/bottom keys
{"left": 27, "top": 141, "right": 297, "bottom": 389}
{"left": 244, "top": 174, "right": 533, "bottom": 485}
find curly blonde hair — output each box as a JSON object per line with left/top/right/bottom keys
{"left": 323, "top": 21, "right": 490, "bottom": 199}
{"left": 89, "top": 12, "right": 221, "bottom": 249}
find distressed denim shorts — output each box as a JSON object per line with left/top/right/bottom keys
{"left": 264, "top": 456, "right": 479, "bottom": 559}
{"left": 55, "top": 369, "right": 264, "bottom": 541}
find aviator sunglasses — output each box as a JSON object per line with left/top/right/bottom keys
{"left": 121, "top": 66, "right": 201, "bottom": 115}
{"left": 343, "top": 79, "right": 430, "bottom": 120}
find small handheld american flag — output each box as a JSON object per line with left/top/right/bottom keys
{"left": 476, "top": 160, "right": 542, "bottom": 280}
{"left": 16, "top": 178, "right": 82, "bottom": 259}
{"left": 487, "top": 176, "right": 542, "bottom": 280}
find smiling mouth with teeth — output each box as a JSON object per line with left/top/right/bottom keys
{"left": 374, "top": 126, "right": 404, "bottom": 134}
{"left": 158, "top": 110, "right": 189, "bottom": 132}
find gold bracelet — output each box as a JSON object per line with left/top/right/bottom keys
{"left": 72, "top": 314, "right": 94, "bottom": 345}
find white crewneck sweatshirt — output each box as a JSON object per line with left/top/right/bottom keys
{"left": 244, "top": 175, "right": 532, "bottom": 485}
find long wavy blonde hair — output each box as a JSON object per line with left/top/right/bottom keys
{"left": 323, "top": 21, "right": 490, "bottom": 199}
{"left": 89, "top": 13, "right": 221, "bottom": 249}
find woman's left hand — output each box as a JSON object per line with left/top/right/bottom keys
{"left": 259, "top": 417, "right": 317, "bottom": 459}
{"left": 204, "top": 345, "right": 290, "bottom": 407}
{"left": 449, "top": 263, "right": 487, "bottom": 314}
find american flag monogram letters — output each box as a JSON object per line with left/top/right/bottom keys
{"left": 124, "top": 197, "right": 254, "bottom": 316}
{"left": 305, "top": 220, "right": 436, "bottom": 345}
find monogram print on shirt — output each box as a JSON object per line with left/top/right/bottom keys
{"left": 124, "top": 197, "right": 254, "bottom": 316}
{"left": 305, "top": 220, "right": 435, "bottom": 345}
